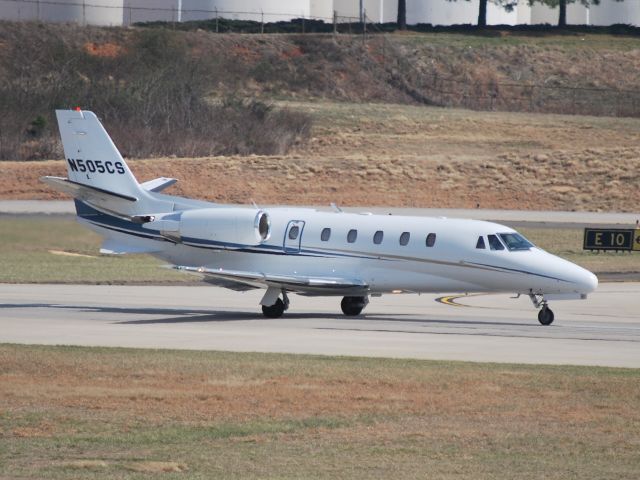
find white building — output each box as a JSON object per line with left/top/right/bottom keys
{"left": 122, "top": 1, "right": 179, "bottom": 25}
{"left": 0, "top": 0, "right": 638, "bottom": 26}
{"left": 0, "top": 0, "right": 124, "bottom": 25}
{"left": 179, "top": 0, "right": 311, "bottom": 23}
{"left": 586, "top": 0, "right": 640, "bottom": 26}
{"left": 332, "top": 0, "right": 397, "bottom": 23}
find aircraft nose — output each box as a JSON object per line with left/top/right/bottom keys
{"left": 581, "top": 270, "right": 599, "bottom": 293}
{"left": 569, "top": 264, "right": 598, "bottom": 293}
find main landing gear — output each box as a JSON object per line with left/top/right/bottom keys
{"left": 260, "top": 290, "right": 370, "bottom": 318}
{"left": 261, "top": 290, "right": 290, "bottom": 318}
{"left": 340, "top": 296, "right": 369, "bottom": 316}
{"left": 529, "top": 293, "right": 555, "bottom": 326}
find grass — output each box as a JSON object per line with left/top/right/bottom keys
{"left": 0, "top": 216, "right": 189, "bottom": 284}
{"left": 520, "top": 227, "right": 640, "bottom": 274}
{"left": 0, "top": 344, "right": 639, "bottom": 479}
{"left": 392, "top": 32, "right": 640, "bottom": 50}
{"left": 0, "top": 216, "right": 637, "bottom": 284}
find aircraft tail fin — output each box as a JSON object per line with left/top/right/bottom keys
{"left": 54, "top": 109, "right": 144, "bottom": 202}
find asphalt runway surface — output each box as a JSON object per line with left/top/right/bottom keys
{"left": 2, "top": 283, "right": 639, "bottom": 368}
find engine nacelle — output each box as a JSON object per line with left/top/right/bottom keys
{"left": 146, "top": 207, "right": 271, "bottom": 246}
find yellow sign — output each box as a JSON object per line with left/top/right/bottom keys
{"left": 634, "top": 229, "right": 640, "bottom": 251}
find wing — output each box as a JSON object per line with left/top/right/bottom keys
{"left": 174, "top": 265, "right": 369, "bottom": 295}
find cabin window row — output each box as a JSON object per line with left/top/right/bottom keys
{"left": 320, "top": 228, "right": 436, "bottom": 247}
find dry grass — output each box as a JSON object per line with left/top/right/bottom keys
{"left": 3, "top": 102, "right": 640, "bottom": 212}
{"left": 0, "top": 344, "right": 638, "bottom": 479}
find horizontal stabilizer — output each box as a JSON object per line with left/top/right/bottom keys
{"left": 174, "top": 265, "right": 369, "bottom": 294}
{"left": 41, "top": 176, "right": 138, "bottom": 203}
{"left": 100, "top": 238, "right": 162, "bottom": 255}
{"left": 141, "top": 177, "right": 178, "bottom": 193}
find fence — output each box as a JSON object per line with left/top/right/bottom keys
{"left": 2, "top": 0, "right": 639, "bottom": 118}
{"left": 0, "top": 0, "right": 355, "bottom": 27}
{"left": 364, "top": 24, "right": 640, "bottom": 118}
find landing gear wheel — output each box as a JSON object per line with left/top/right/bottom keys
{"left": 538, "top": 307, "right": 555, "bottom": 326}
{"left": 262, "top": 298, "right": 286, "bottom": 318}
{"left": 341, "top": 296, "right": 368, "bottom": 316}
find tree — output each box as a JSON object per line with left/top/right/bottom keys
{"left": 450, "top": 1, "right": 518, "bottom": 28}
{"left": 478, "top": 0, "right": 488, "bottom": 26}
{"left": 529, "top": 0, "right": 625, "bottom": 28}
{"left": 397, "top": 0, "right": 407, "bottom": 30}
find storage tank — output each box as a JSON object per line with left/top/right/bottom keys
{"left": 0, "top": 0, "right": 123, "bottom": 25}
{"left": 181, "top": 0, "right": 310, "bottom": 22}
{"left": 310, "top": 0, "right": 333, "bottom": 21}
{"left": 406, "top": 0, "right": 519, "bottom": 26}
{"left": 589, "top": 0, "right": 640, "bottom": 26}
{"left": 124, "top": 0, "right": 180, "bottom": 25}
{"left": 334, "top": 0, "right": 398, "bottom": 23}
{"left": 530, "top": 3, "right": 588, "bottom": 25}
{"left": 0, "top": 0, "right": 37, "bottom": 21}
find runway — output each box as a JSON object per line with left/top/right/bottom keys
{"left": 1, "top": 200, "right": 638, "bottom": 227}
{"left": 2, "top": 283, "right": 639, "bottom": 367}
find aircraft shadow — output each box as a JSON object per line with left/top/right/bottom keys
{"left": 1, "top": 302, "right": 528, "bottom": 328}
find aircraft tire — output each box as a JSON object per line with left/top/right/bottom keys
{"left": 262, "top": 298, "right": 286, "bottom": 318}
{"left": 341, "top": 296, "right": 366, "bottom": 316}
{"left": 538, "top": 307, "right": 554, "bottom": 326}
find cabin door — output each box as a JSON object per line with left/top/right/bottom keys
{"left": 283, "top": 220, "right": 305, "bottom": 254}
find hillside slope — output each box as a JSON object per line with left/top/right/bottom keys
{"left": 4, "top": 103, "right": 640, "bottom": 213}
{"left": 1, "top": 24, "right": 640, "bottom": 155}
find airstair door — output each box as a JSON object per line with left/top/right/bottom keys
{"left": 283, "top": 220, "right": 305, "bottom": 254}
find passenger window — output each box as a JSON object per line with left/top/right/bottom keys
{"left": 426, "top": 233, "right": 436, "bottom": 247}
{"left": 373, "top": 230, "right": 383, "bottom": 245}
{"left": 488, "top": 234, "right": 505, "bottom": 251}
{"left": 399, "top": 232, "right": 410, "bottom": 246}
{"left": 347, "top": 229, "right": 357, "bottom": 243}
{"left": 288, "top": 225, "right": 299, "bottom": 240}
{"left": 321, "top": 228, "right": 331, "bottom": 242}
{"left": 476, "top": 236, "right": 485, "bottom": 249}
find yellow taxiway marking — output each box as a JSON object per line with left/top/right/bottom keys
{"left": 48, "top": 250, "right": 96, "bottom": 258}
{"left": 435, "top": 293, "right": 491, "bottom": 308}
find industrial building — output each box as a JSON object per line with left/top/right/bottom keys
{"left": 0, "top": 0, "right": 638, "bottom": 27}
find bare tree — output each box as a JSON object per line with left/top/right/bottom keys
{"left": 397, "top": 0, "right": 407, "bottom": 30}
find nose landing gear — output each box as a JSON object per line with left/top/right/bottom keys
{"left": 529, "top": 293, "right": 555, "bottom": 326}
{"left": 537, "top": 306, "right": 554, "bottom": 326}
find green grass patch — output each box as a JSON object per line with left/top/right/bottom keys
{"left": 0, "top": 344, "right": 639, "bottom": 479}
{"left": 0, "top": 216, "right": 190, "bottom": 284}
{"left": 1, "top": 217, "right": 638, "bottom": 284}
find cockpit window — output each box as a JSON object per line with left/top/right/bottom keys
{"left": 499, "top": 232, "right": 534, "bottom": 251}
{"left": 487, "top": 234, "right": 505, "bottom": 251}
{"left": 476, "top": 236, "right": 486, "bottom": 249}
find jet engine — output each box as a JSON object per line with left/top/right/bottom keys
{"left": 144, "top": 208, "right": 271, "bottom": 246}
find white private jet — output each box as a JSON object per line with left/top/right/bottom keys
{"left": 42, "top": 109, "right": 598, "bottom": 325}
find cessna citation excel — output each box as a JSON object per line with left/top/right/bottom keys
{"left": 43, "top": 109, "right": 598, "bottom": 325}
